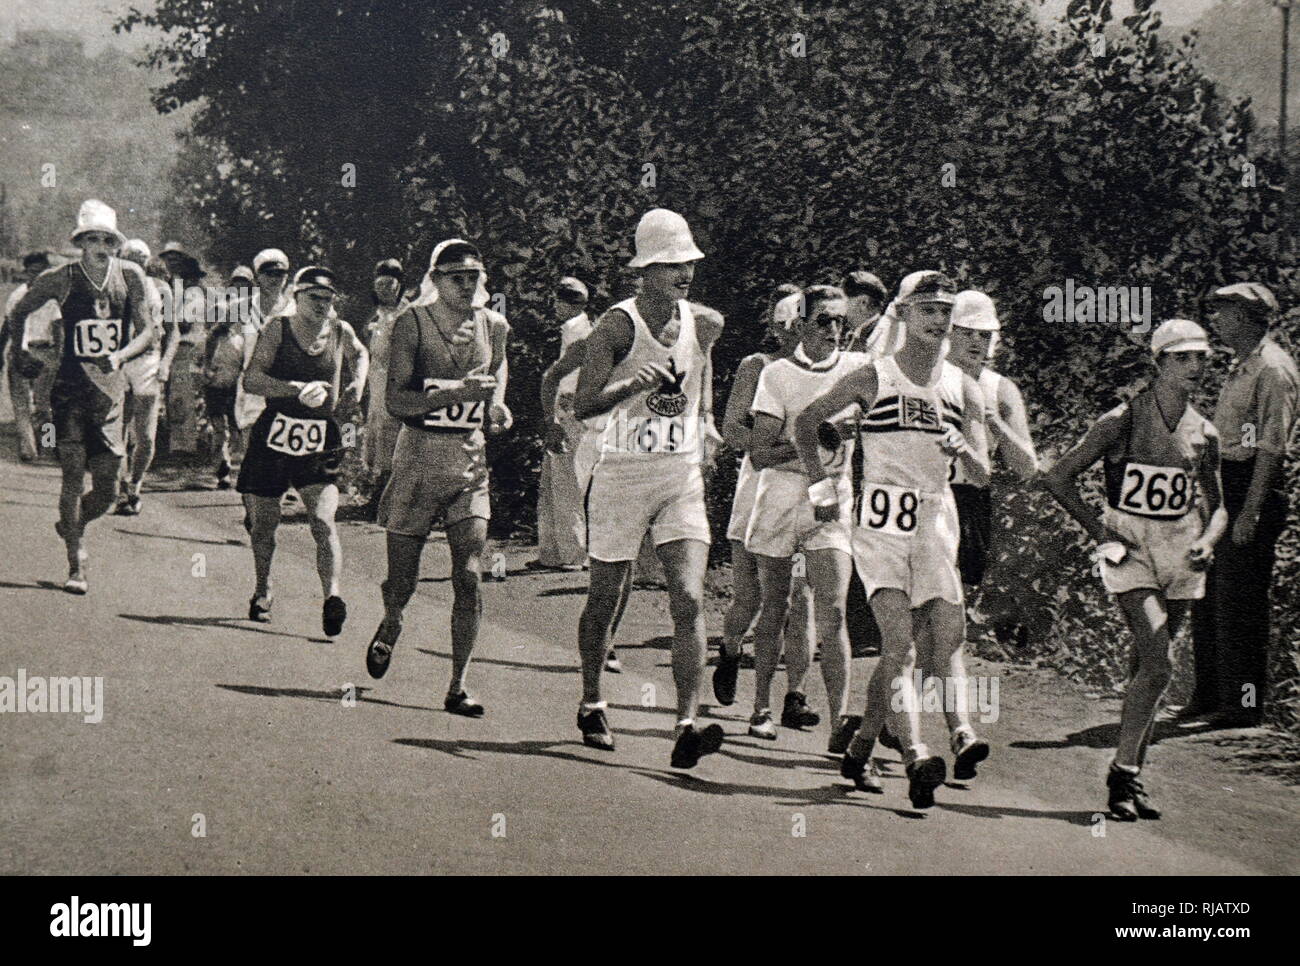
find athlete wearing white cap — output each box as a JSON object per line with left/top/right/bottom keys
{"left": 793, "top": 270, "right": 989, "bottom": 808}
{"left": 713, "top": 285, "right": 807, "bottom": 708}
{"left": 572, "top": 209, "right": 726, "bottom": 768}
{"left": 114, "top": 238, "right": 172, "bottom": 515}
{"left": 879, "top": 289, "right": 1040, "bottom": 775}
{"left": 9, "top": 201, "right": 157, "bottom": 592}
{"left": 1045, "top": 319, "right": 1227, "bottom": 821}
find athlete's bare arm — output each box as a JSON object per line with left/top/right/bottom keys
{"left": 572, "top": 310, "right": 670, "bottom": 421}
{"left": 1043, "top": 410, "right": 1130, "bottom": 547}
{"left": 103, "top": 262, "right": 157, "bottom": 371}
{"left": 992, "top": 377, "right": 1040, "bottom": 480}
{"left": 1189, "top": 430, "right": 1229, "bottom": 566}
{"left": 488, "top": 316, "right": 511, "bottom": 426}
{"left": 337, "top": 319, "right": 370, "bottom": 403}
{"left": 541, "top": 339, "right": 585, "bottom": 424}
{"left": 748, "top": 412, "right": 799, "bottom": 470}
{"left": 9, "top": 270, "right": 67, "bottom": 350}
{"left": 952, "top": 372, "right": 992, "bottom": 488}
{"left": 241, "top": 318, "right": 305, "bottom": 399}
{"left": 158, "top": 284, "right": 180, "bottom": 381}
{"left": 794, "top": 364, "right": 878, "bottom": 483}
{"left": 721, "top": 354, "right": 767, "bottom": 452}
{"left": 695, "top": 305, "right": 725, "bottom": 458}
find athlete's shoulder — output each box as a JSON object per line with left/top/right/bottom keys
{"left": 689, "top": 302, "right": 724, "bottom": 345}
{"left": 594, "top": 304, "right": 636, "bottom": 345}
{"left": 117, "top": 258, "right": 148, "bottom": 283}
{"left": 480, "top": 305, "right": 510, "bottom": 331}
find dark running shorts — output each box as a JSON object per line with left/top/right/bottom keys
{"left": 52, "top": 398, "right": 125, "bottom": 459}
{"left": 204, "top": 386, "right": 237, "bottom": 424}
{"left": 236, "top": 409, "right": 345, "bottom": 498}
{"left": 952, "top": 483, "right": 992, "bottom": 588}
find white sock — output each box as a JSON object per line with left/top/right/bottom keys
{"left": 580, "top": 701, "right": 607, "bottom": 713}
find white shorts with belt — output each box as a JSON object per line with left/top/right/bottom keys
{"left": 851, "top": 483, "right": 963, "bottom": 608}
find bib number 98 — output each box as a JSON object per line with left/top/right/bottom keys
{"left": 859, "top": 483, "right": 920, "bottom": 536}
{"left": 73, "top": 319, "right": 124, "bottom": 359}
{"left": 266, "top": 414, "right": 327, "bottom": 455}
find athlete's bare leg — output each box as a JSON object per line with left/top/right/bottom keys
{"left": 920, "top": 598, "right": 973, "bottom": 737}
{"left": 579, "top": 558, "right": 633, "bottom": 705}
{"left": 721, "top": 540, "right": 760, "bottom": 657}
{"left": 849, "top": 588, "right": 925, "bottom": 764}
{"left": 752, "top": 553, "right": 794, "bottom": 714}
{"left": 783, "top": 575, "right": 815, "bottom": 693}
{"left": 1114, "top": 590, "right": 1180, "bottom": 769}
{"left": 242, "top": 493, "right": 281, "bottom": 600}
{"left": 126, "top": 393, "right": 160, "bottom": 491}
{"left": 805, "top": 547, "right": 852, "bottom": 719}
{"left": 446, "top": 516, "right": 488, "bottom": 696}
{"left": 656, "top": 538, "right": 710, "bottom": 727}
{"left": 298, "top": 482, "right": 341, "bottom": 598}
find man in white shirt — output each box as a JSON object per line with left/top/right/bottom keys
{"left": 535, "top": 276, "right": 592, "bottom": 569}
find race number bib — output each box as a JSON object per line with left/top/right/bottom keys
{"left": 627, "top": 415, "right": 688, "bottom": 455}
{"left": 858, "top": 482, "right": 921, "bottom": 536}
{"left": 73, "top": 318, "right": 125, "bottom": 359}
{"left": 266, "top": 413, "right": 327, "bottom": 456}
{"left": 422, "top": 378, "right": 485, "bottom": 430}
{"left": 1117, "top": 462, "right": 1193, "bottom": 518}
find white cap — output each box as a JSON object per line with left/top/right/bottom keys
{"left": 773, "top": 292, "right": 802, "bottom": 330}
{"left": 253, "top": 248, "right": 290, "bottom": 273}
{"left": 628, "top": 208, "right": 704, "bottom": 268}
{"left": 230, "top": 265, "right": 255, "bottom": 283}
{"left": 70, "top": 199, "right": 126, "bottom": 247}
{"left": 1151, "top": 319, "right": 1211, "bottom": 356}
{"left": 951, "top": 290, "right": 1000, "bottom": 331}
{"left": 120, "top": 239, "right": 151, "bottom": 264}
{"left": 895, "top": 270, "right": 957, "bottom": 305}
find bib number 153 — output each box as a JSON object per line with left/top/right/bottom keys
{"left": 73, "top": 319, "right": 124, "bottom": 359}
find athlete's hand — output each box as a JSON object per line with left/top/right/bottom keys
{"left": 1100, "top": 525, "right": 1141, "bottom": 554}
{"left": 450, "top": 317, "right": 477, "bottom": 346}
{"left": 629, "top": 362, "right": 674, "bottom": 391}
{"left": 938, "top": 425, "right": 970, "bottom": 458}
{"left": 460, "top": 373, "right": 497, "bottom": 403}
{"left": 343, "top": 379, "right": 365, "bottom": 405}
{"left": 488, "top": 402, "right": 513, "bottom": 434}
{"left": 1231, "top": 510, "right": 1259, "bottom": 547}
{"left": 1186, "top": 539, "right": 1215, "bottom": 571}
{"left": 297, "top": 380, "right": 330, "bottom": 408}
{"left": 544, "top": 422, "right": 569, "bottom": 454}
{"left": 98, "top": 351, "right": 124, "bottom": 374}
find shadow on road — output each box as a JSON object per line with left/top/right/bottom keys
{"left": 393, "top": 736, "right": 632, "bottom": 769}
{"left": 119, "top": 612, "right": 305, "bottom": 640}
{"left": 0, "top": 578, "right": 68, "bottom": 593}
{"left": 630, "top": 768, "right": 922, "bottom": 816}
{"left": 217, "top": 682, "right": 437, "bottom": 712}
{"left": 416, "top": 647, "right": 577, "bottom": 675}
{"left": 1011, "top": 718, "right": 1218, "bottom": 751}
{"left": 935, "top": 801, "right": 1098, "bottom": 825}
{"left": 114, "top": 527, "right": 244, "bottom": 547}
{"left": 536, "top": 586, "right": 589, "bottom": 597}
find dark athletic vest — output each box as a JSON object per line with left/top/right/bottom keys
{"left": 263, "top": 315, "right": 345, "bottom": 420}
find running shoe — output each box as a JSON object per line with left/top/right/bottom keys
{"left": 604, "top": 649, "right": 623, "bottom": 673}
{"left": 840, "top": 750, "right": 884, "bottom": 793}
{"left": 578, "top": 708, "right": 615, "bottom": 751}
{"left": 905, "top": 756, "right": 947, "bottom": 809}
{"left": 748, "top": 710, "right": 777, "bottom": 740}
{"left": 444, "top": 691, "right": 485, "bottom": 717}
{"left": 120, "top": 494, "right": 143, "bottom": 516}
{"left": 670, "top": 723, "right": 725, "bottom": 769}
{"left": 322, "top": 595, "right": 347, "bottom": 637}
{"left": 1107, "top": 766, "right": 1160, "bottom": 821}
{"left": 878, "top": 724, "right": 903, "bottom": 755}
{"left": 781, "top": 691, "right": 820, "bottom": 729}
{"left": 952, "top": 732, "right": 990, "bottom": 781}
{"left": 712, "top": 644, "right": 741, "bottom": 705}
{"left": 248, "top": 594, "right": 273, "bottom": 622}
{"left": 365, "top": 618, "right": 402, "bottom": 679}
{"left": 828, "top": 714, "right": 863, "bottom": 755}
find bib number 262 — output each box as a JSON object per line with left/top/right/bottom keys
{"left": 859, "top": 483, "right": 920, "bottom": 536}
{"left": 266, "top": 414, "right": 327, "bottom": 455}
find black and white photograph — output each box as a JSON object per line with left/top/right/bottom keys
{"left": 0, "top": 0, "right": 1295, "bottom": 923}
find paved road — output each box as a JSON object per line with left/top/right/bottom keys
{"left": 0, "top": 448, "right": 1295, "bottom": 874}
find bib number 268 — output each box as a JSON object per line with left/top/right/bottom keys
{"left": 859, "top": 483, "right": 920, "bottom": 536}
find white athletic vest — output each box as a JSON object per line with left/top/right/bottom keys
{"left": 858, "top": 355, "right": 965, "bottom": 493}
{"left": 751, "top": 349, "right": 871, "bottom": 476}
{"left": 596, "top": 297, "right": 704, "bottom": 464}
{"left": 950, "top": 367, "right": 1001, "bottom": 486}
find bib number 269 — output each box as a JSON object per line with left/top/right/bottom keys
{"left": 266, "top": 414, "right": 327, "bottom": 455}
{"left": 859, "top": 483, "right": 920, "bottom": 536}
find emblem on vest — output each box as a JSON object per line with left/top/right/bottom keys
{"left": 899, "top": 396, "right": 940, "bottom": 430}
{"left": 646, "top": 357, "right": 688, "bottom": 417}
